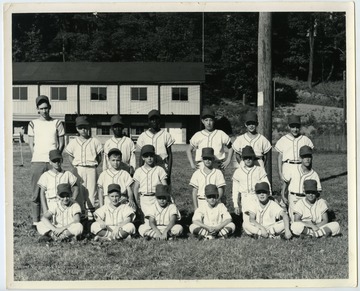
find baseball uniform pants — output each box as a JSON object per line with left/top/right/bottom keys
{"left": 37, "top": 221, "right": 83, "bottom": 237}
{"left": 240, "top": 193, "right": 258, "bottom": 223}
{"left": 140, "top": 195, "right": 157, "bottom": 217}
{"left": 243, "top": 220, "right": 285, "bottom": 237}
{"left": 189, "top": 222, "right": 235, "bottom": 237}
{"left": 138, "top": 224, "right": 183, "bottom": 238}
{"left": 291, "top": 221, "right": 341, "bottom": 237}
{"left": 288, "top": 193, "right": 304, "bottom": 222}
{"left": 31, "top": 162, "right": 50, "bottom": 223}
{"left": 91, "top": 222, "right": 136, "bottom": 236}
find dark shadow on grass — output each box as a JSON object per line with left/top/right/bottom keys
{"left": 320, "top": 171, "right": 347, "bottom": 182}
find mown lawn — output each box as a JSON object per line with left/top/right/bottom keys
{"left": 10, "top": 146, "right": 350, "bottom": 284}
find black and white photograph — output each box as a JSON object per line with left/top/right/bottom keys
{"left": 3, "top": 1, "right": 357, "bottom": 289}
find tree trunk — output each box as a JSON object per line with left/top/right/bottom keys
{"left": 258, "top": 12, "right": 272, "bottom": 183}
{"left": 307, "top": 20, "right": 315, "bottom": 89}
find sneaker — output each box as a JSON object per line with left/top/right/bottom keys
{"left": 219, "top": 234, "right": 228, "bottom": 240}
{"left": 168, "top": 236, "right": 176, "bottom": 241}
{"left": 93, "top": 235, "right": 99, "bottom": 242}
{"left": 38, "top": 235, "right": 52, "bottom": 243}
{"left": 29, "top": 223, "right": 38, "bottom": 231}
{"left": 204, "top": 235, "right": 215, "bottom": 240}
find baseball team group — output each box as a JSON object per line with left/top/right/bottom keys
{"left": 27, "top": 94, "right": 341, "bottom": 243}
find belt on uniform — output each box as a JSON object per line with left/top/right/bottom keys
{"left": 284, "top": 160, "right": 302, "bottom": 164}
{"left": 77, "top": 165, "right": 97, "bottom": 168}
{"left": 141, "top": 193, "right": 155, "bottom": 197}
{"left": 290, "top": 192, "right": 306, "bottom": 197}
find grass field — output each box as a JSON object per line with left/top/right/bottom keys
{"left": 11, "top": 146, "right": 349, "bottom": 283}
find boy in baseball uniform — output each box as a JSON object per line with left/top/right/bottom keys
{"left": 232, "top": 112, "right": 271, "bottom": 169}
{"left": 189, "top": 147, "right": 226, "bottom": 210}
{"left": 189, "top": 184, "right": 235, "bottom": 240}
{"left": 232, "top": 145, "right": 271, "bottom": 221}
{"left": 281, "top": 145, "right": 321, "bottom": 222}
{"left": 137, "top": 109, "right": 175, "bottom": 183}
{"left": 133, "top": 145, "right": 168, "bottom": 218}
{"left": 291, "top": 180, "right": 340, "bottom": 238}
{"left": 138, "top": 185, "right": 183, "bottom": 240}
{"left": 243, "top": 182, "right": 292, "bottom": 239}
{"left": 65, "top": 116, "right": 103, "bottom": 221}
{"left": 28, "top": 95, "right": 65, "bottom": 229}
{"left": 38, "top": 149, "right": 79, "bottom": 214}
{"left": 37, "top": 183, "right": 83, "bottom": 243}
{"left": 97, "top": 148, "right": 135, "bottom": 209}
{"left": 91, "top": 184, "right": 136, "bottom": 241}
{"left": 103, "top": 115, "right": 136, "bottom": 175}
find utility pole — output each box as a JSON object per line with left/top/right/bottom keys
{"left": 258, "top": 12, "right": 272, "bottom": 184}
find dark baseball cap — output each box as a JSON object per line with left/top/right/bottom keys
{"left": 288, "top": 115, "right": 301, "bottom": 126}
{"left": 303, "top": 179, "right": 318, "bottom": 193}
{"left": 141, "top": 144, "right": 155, "bottom": 156}
{"left": 75, "top": 116, "right": 90, "bottom": 127}
{"left": 201, "top": 108, "right": 215, "bottom": 119}
{"left": 255, "top": 182, "right": 270, "bottom": 194}
{"left": 201, "top": 147, "right": 215, "bottom": 159}
{"left": 36, "top": 95, "right": 50, "bottom": 107}
{"left": 108, "top": 183, "right": 121, "bottom": 194}
{"left": 299, "top": 145, "right": 313, "bottom": 157}
{"left": 245, "top": 112, "right": 258, "bottom": 123}
{"left": 111, "top": 115, "right": 124, "bottom": 126}
{"left": 57, "top": 183, "right": 72, "bottom": 196}
{"left": 242, "top": 145, "right": 256, "bottom": 158}
{"left": 155, "top": 185, "right": 170, "bottom": 197}
{"left": 148, "top": 109, "right": 160, "bottom": 119}
{"left": 49, "top": 149, "right": 62, "bottom": 161}
{"left": 108, "top": 148, "right": 122, "bottom": 157}
{"left": 205, "top": 184, "right": 218, "bottom": 197}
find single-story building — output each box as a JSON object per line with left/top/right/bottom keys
{"left": 12, "top": 62, "right": 205, "bottom": 144}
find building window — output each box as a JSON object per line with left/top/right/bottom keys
{"left": 51, "top": 87, "right": 67, "bottom": 100}
{"left": 172, "top": 87, "right": 188, "bottom": 101}
{"left": 91, "top": 87, "right": 107, "bottom": 101}
{"left": 131, "top": 87, "right": 147, "bottom": 101}
{"left": 13, "top": 87, "right": 28, "bottom": 100}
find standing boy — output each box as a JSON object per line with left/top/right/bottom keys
{"left": 243, "top": 182, "right": 292, "bottom": 239}
{"left": 65, "top": 116, "right": 103, "bottom": 220}
{"left": 91, "top": 184, "right": 136, "bottom": 241}
{"left": 281, "top": 145, "right": 321, "bottom": 222}
{"left": 133, "top": 145, "right": 168, "bottom": 217}
{"left": 97, "top": 148, "right": 135, "bottom": 208}
{"left": 37, "top": 183, "right": 83, "bottom": 242}
{"left": 138, "top": 185, "right": 183, "bottom": 240}
{"left": 28, "top": 95, "right": 65, "bottom": 229}
{"left": 187, "top": 108, "right": 233, "bottom": 170}
{"left": 232, "top": 146, "right": 271, "bottom": 220}
{"left": 38, "top": 149, "right": 79, "bottom": 214}
{"left": 189, "top": 147, "right": 226, "bottom": 210}
{"left": 189, "top": 184, "right": 235, "bottom": 240}
{"left": 232, "top": 112, "right": 272, "bottom": 168}
{"left": 103, "top": 115, "right": 136, "bottom": 175}
{"left": 137, "top": 109, "right": 175, "bottom": 183}
{"left": 291, "top": 180, "right": 341, "bottom": 238}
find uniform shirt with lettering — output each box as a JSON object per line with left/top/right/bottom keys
{"left": 133, "top": 166, "right": 167, "bottom": 194}
{"left": 94, "top": 203, "right": 135, "bottom": 227}
{"left": 232, "top": 133, "right": 272, "bottom": 158}
{"left": 247, "top": 199, "right": 284, "bottom": 227}
{"left": 97, "top": 168, "right": 133, "bottom": 196}
{"left": 137, "top": 129, "right": 175, "bottom": 160}
{"left": 47, "top": 201, "right": 81, "bottom": 227}
{"left": 38, "top": 170, "right": 77, "bottom": 200}
{"left": 282, "top": 165, "right": 322, "bottom": 194}
{"left": 103, "top": 136, "right": 136, "bottom": 166}
{"left": 65, "top": 137, "right": 103, "bottom": 166}
{"left": 192, "top": 202, "right": 232, "bottom": 226}
{"left": 189, "top": 168, "right": 226, "bottom": 200}
{"left": 274, "top": 134, "right": 314, "bottom": 162}
{"left": 146, "top": 202, "right": 181, "bottom": 225}
{"left": 293, "top": 197, "right": 328, "bottom": 224}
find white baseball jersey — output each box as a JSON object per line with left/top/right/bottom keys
{"left": 190, "top": 129, "right": 231, "bottom": 162}
{"left": 103, "top": 136, "right": 136, "bottom": 166}
{"left": 147, "top": 202, "right": 181, "bottom": 225}
{"left": 283, "top": 165, "right": 322, "bottom": 194}
{"left": 137, "top": 129, "right": 175, "bottom": 160}
{"left": 47, "top": 201, "right": 81, "bottom": 227}
{"left": 232, "top": 133, "right": 271, "bottom": 158}
{"left": 28, "top": 118, "right": 65, "bottom": 162}
{"left": 247, "top": 200, "right": 284, "bottom": 227}
{"left": 192, "top": 202, "right": 232, "bottom": 226}
{"left": 38, "top": 170, "right": 77, "bottom": 200}
{"left": 65, "top": 137, "right": 103, "bottom": 166}
{"left": 189, "top": 168, "right": 226, "bottom": 200}
{"left": 94, "top": 203, "right": 135, "bottom": 226}
{"left": 97, "top": 168, "right": 133, "bottom": 196}
{"left": 293, "top": 197, "right": 328, "bottom": 224}
{"left": 275, "top": 134, "right": 314, "bottom": 162}
{"left": 232, "top": 164, "right": 270, "bottom": 206}
{"left": 133, "top": 166, "right": 167, "bottom": 194}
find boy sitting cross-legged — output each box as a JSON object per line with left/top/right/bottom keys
{"left": 91, "top": 183, "right": 136, "bottom": 241}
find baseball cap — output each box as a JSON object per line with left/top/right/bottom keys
{"left": 303, "top": 180, "right": 318, "bottom": 193}
{"left": 201, "top": 108, "right": 215, "bottom": 119}
{"left": 75, "top": 116, "right": 90, "bottom": 127}
{"left": 49, "top": 149, "right": 62, "bottom": 161}
{"left": 141, "top": 144, "right": 155, "bottom": 156}
{"left": 57, "top": 183, "right": 72, "bottom": 196}
{"left": 148, "top": 109, "right": 160, "bottom": 119}
{"left": 244, "top": 112, "right": 258, "bottom": 123}
{"left": 108, "top": 183, "right": 121, "bottom": 194}
{"left": 299, "top": 145, "right": 313, "bottom": 157}
{"left": 36, "top": 95, "right": 50, "bottom": 107}
{"left": 205, "top": 184, "right": 218, "bottom": 197}
{"left": 288, "top": 115, "right": 301, "bottom": 126}
{"left": 242, "top": 145, "right": 256, "bottom": 158}
{"left": 201, "top": 147, "right": 215, "bottom": 159}
{"left": 111, "top": 115, "right": 124, "bottom": 126}
{"left": 108, "top": 148, "right": 122, "bottom": 157}
{"left": 255, "top": 182, "right": 270, "bottom": 194}
{"left": 155, "top": 185, "right": 170, "bottom": 197}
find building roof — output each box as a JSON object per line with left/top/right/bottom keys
{"left": 13, "top": 62, "right": 205, "bottom": 84}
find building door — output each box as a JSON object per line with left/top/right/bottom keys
{"left": 166, "top": 122, "right": 185, "bottom": 144}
